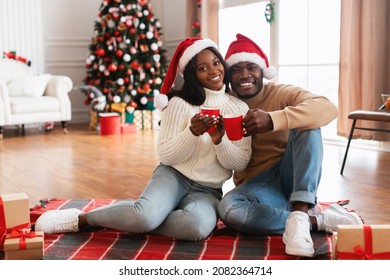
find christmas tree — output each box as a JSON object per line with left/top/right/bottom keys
{"left": 83, "top": 0, "right": 167, "bottom": 113}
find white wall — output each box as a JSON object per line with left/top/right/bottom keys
{"left": 42, "top": 0, "right": 101, "bottom": 123}
{"left": 40, "top": 0, "right": 187, "bottom": 123}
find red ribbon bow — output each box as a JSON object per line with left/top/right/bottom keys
{"left": 337, "top": 225, "right": 390, "bottom": 260}
{"left": 8, "top": 229, "right": 42, "bottom": 250}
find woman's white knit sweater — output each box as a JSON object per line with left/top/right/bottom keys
{"left": 157, "top": 86, "right": 252, "bottom": 189}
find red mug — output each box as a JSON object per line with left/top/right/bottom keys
{"left": 223, "top": 114, "right": 244, "bottom": 140}
{"left": 200, "top": 107, "right": 220, "bottom": 133}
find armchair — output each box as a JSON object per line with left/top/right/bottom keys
{"left": 0, "top": 58, "right": 73, "bottom": 139}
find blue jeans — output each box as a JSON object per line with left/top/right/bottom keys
{"left": 218, "top": 129, "right": 323, "bottom": 235}
{"left": 86, "top": 164, "right": 222, "bottom": 241}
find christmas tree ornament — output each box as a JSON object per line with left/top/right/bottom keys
{"left": 95, "top": 48, "right": 105, "bottom": 57}
{"left": 108, "top": 63, "right": 117, "bottom": 72}
{"left": 115, "top": 49, "right": 124, "bottom": 57}
{"left": 113, "top": 95, "right": 121, "bottom": 103}
{"left": 117, "top": 78, "right": 124, "bottom": 85}
{"left": 140, "top": 96, "right": 148, "bottom": 105}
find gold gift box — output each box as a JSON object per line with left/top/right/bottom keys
{"left": 134, "top": 110, "right": 153, "bottom": 130}
{"left": 1, "top": 193, "right": 30, "bottom": 229}
{"left": 3, "top": 231, "right": 44, "bottom": 260}
{"left": 333, "top": 225, "right": 390, "bottom": 260}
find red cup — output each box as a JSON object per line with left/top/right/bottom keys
{"left": 200, "top": 107, "right": 220, "bottom": 133}
{"left": 223, "top": 114, "right": 244, "bottom": 140}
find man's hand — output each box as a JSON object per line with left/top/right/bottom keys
{"left": 243, "top": 109, "right": 273, "bottom": 136}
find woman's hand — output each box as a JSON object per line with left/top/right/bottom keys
{"left": 189, "top": 113, "right": 218, "bottom": 136}
{"left": 209, "top": 116, "right": 224, "bottom": 145}
{"left": 189, "top": 114, "right": 224, "bottom": 145}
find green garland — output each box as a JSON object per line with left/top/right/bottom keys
{"left": 264, "top": 1, "right": 276, "bottom": 24}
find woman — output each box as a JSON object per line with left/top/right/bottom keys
{"left": 35, "top": 38, "right": 251, "bottom": 241}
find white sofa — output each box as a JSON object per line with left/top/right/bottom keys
{"left": 0, "top": 59, "right": 73, "bottom": 138}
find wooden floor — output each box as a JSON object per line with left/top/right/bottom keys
{"left": 1, "top": 123, "right": 389, "bottom": 225}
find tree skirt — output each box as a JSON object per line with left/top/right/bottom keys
{"left": 28, "top": 198, "right": 341, "bottom": 260}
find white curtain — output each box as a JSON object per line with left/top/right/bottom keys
{"left": 0, "top": 0, "right": 45, "bottom": 73}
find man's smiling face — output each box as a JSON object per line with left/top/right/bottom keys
{"left": 229, "top": 62, "right": 263, "bottom": 99}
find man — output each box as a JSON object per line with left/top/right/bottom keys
{"left": 218, "top": 34, "right": 362, "bottom": 258}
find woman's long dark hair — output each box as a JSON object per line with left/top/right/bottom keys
{"left": 167, "top": 47, "right": 229, "bottom": 106}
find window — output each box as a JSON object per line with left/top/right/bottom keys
{"left": 219, "top": 0, "right": 341, "bottom": 140}
{"left": 219, "top": 1, "right": 270, "bottom": 59}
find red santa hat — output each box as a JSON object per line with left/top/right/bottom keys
{"left": 225, "top": 33, "right": 276, "bottom": 80}
{"left": 154, "top": 37, "right": 218, "bottom": 109}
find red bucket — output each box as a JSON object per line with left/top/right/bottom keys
{"left": 99, "top": 113, "right": 121, "bottom": 135}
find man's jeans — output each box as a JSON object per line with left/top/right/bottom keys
{"left": 218, "top": 129, "right": 323, "bottom": 235}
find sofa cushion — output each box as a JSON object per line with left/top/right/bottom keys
{"left": 7, "top": 74, "right": 52, "bottom": 98}
{"left": 9, "top": 96, "right": 60, "bottom": 114}
{"left": 0, "top": 59, "right": 32, "bottom": 82}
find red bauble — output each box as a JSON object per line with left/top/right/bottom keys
{"left": 129, "top": 101, "right": 137, "bottom": 108}
{"left": 108, "top": 63, "right": 117, "bottom": 72}
{"left": 130, "top": 61, "right": 139, "bottom": 70}
{"left": 116, "top": 49, "right": 124, "bottom": 57}
{"left": 112, "top": 12, "right": 119, "bottom": 20}
{"left": 142, "top": 83, "right": 151, "bottom": 92}
{"left": 95, "top": 48, "right": 105, "bottom": 57}
{"left": 144, "top": 62, "right": 151, "bottom": 69}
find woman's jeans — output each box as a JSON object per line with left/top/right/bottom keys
{"left": 86, "top": 164, "right": 222, "bottom": 241}
{"left": 218, "top": 129, "right": 323, "bottom": 235}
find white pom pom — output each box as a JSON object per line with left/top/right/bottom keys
{"left": 262, "top": 66, "right": 277, "bottom": 80}
{"left": 154, "top": 94, "right": 168, "bottom": 109}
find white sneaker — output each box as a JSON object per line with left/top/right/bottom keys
{"left": 35, "top": 208, "right": 82, "bottom": 233}
{"left": 283, "top": 211, "right": 314, "bottom": 258}
{"left": 318, "top": 203, "right": 363, "bottom": 233}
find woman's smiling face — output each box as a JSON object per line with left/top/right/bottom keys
{"left": 195, "top": 49, "right": 225, "bottom": 91}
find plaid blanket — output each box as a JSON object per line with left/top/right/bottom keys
{"left": 28, "top": 198, "right": 336, "bottom": 260}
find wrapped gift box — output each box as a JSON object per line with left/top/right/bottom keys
{"left": 0, "top": 193, "right": 30, "bottom": 230}
{"left": 333, "top": 225, "right": 390, "bottom": 260}
{"left": 121, "top": 123, "right": 136, "bottom": 134}
{"left": 3, "top": 231, "right": 44, "bottom": 260}
{"left": 134, "top": 110, "right": 153, "bottom": 130}
{"left": 89, "top": 109, "right": 99, "bottom": 131}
